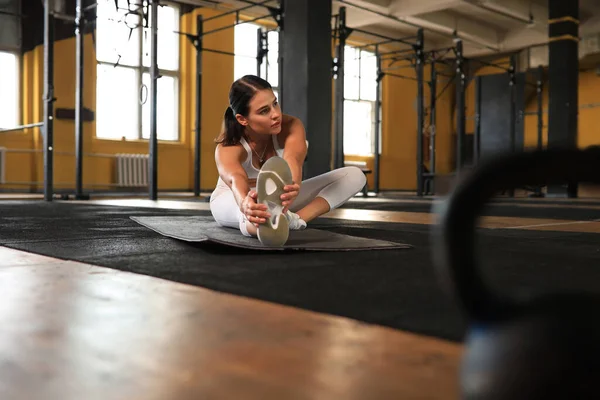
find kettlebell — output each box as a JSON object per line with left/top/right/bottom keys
{"left": 432, "top": 146, "right": 600, "bottom": 400}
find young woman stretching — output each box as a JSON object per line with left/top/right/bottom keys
{"left": 209, "top": 75, "right": 366, "bottom": 245}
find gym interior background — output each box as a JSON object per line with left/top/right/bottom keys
{"left": 2, "top": 0, "right": 598, "bottom": 196}
{"left": 1, "top": 0, "right": 600, "bottom": 398}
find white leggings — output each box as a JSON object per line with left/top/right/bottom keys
{"left": 209, "top": 166, "right": 367, "bottom": 234}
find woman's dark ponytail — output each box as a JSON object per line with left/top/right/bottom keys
{"left": 217, "top": 106, "right": 244, "bottom": 146}
{"left": 215, "top": 75, "right": 273, "bottom": 146}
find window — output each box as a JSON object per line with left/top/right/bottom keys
{"left": 95, "top": 0, "right": 180, "bottom": 141}
{"left": 344, "top": 46, "right": 378, "bottom": 156}
{"left": 0, "top": 51, "right": 19, "bottom": 129}
{"left": 234, "top": 22, "right": 279, "bottom": 98}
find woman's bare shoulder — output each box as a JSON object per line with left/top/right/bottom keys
{"left": 282, "top": 114, "right": 300, "bottom": 126}
{"left": 280, "top": 114, "right": 304, "bottom": 137}
{"left": 215, "top": 142, "right": 246, "bottom": 163}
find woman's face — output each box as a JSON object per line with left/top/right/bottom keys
{"left": 236, "top": 89, "right": 282, "bottom": 136}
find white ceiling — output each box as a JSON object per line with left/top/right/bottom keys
{"left": 185, "top": 0, "right": 600, "bottom": 59}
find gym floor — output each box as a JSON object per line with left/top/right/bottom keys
{"left": 2, "top": 192, "right": 600, "bottom": 399}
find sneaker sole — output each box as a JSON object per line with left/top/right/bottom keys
{"left": 256, "top": 156, "right": 293, "bottom": 247}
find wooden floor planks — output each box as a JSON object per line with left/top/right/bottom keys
{"left": 0, "top": 247, "right": 461, "bottom": 400}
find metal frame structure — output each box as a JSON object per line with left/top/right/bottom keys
{"left": 364, "top": 37, "right": 456, "bottom": 197}
{"left": 0, "top": 1, "right": 97, "bottom": 200}
{"left": 5, "top": 0, "right": 547, "bottom": 200}
{"left": 332, "top": 6, "right": 421, "bottom": 195}
{"left": 470, "top": 54, "right": 546, "bottom": 197}
{"left": 177, "top": 0, "right": 283, "bottom": 198}
{"left": 332, "top": 7, "right": 462, "bottom": 197}
{"left": 1, "top": 0, "right": 282, "bottom": 201}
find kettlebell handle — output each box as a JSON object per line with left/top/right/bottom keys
{"left": 432, "top": 146, "right": 600, "bottom": 321}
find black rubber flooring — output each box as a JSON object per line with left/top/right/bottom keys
{"left": 339, "top": 199, "right": 600, "bottom": 221}
{"left": 181, "top": 195, "right": 600, "bottom": 220}
{"left": 1, "top": 200, "right": 600, "bottom": 343}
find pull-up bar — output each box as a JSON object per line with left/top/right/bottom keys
{"left": 199, "top": 13, "right": 278, "bottom": 37}
{"left": 0, "top": 122, "right": 44, "bottom": 133}
{"left": 336, "top": 27, "right": 417, "bottom": 47}
{"left": 173, "top": 1, "right": 283, "bottom": 196}
{"left": 355, "top": 38, "right": 410, "bottom": 50}
{"left": 202, "top": 0, "right": 274, "bottom": 23}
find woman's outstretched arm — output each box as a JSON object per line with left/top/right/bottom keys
{"left": 215, "top": 144, "right": 251, "bottom": 209}
{"left": 282, "top": 115, "right": 308, "bottom": 185}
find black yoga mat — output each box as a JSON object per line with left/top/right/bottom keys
{"left": 131, "top": 216, "right": 411, "bottom": 251}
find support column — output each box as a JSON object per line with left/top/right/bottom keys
{"left": 374, "top": 46, "right": 383, "bottom": 194}
{"left": 148, "top": 0, "right": 159, "bottom": 200}
{"left": 415, "top": 29, "right": 425, "bottom": 197}
{"left": 455, "top": 40, "right": 466, "bottom": 175}
{"left": 547, "top": 0, "right": 579, "bottom": 197}
{"left": 281, "top": 0, "right": 332, "bottom": 178}
{"left": 75, "top": 0, "right": 85, "bottom": 200}
{"left": 333, "top": 7, "right": 348, "bottom": 171}
{"left": 43, "top": 0, "right": 55, "bottom": 202}
{"left": 194, "top": 15, "right": 203, "bottom": 197}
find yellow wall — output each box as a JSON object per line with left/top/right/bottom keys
{"left": 1, "top": 8, "right": 233, "bottom": 192}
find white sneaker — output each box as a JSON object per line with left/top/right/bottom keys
{"left": 286, "top": 211, "right": 307, "bottom": 230}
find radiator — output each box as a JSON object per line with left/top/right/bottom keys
{"left": 0, "top": 147, "right": 5, "bottom": 184}
{"left": 116, "top": 153, "right": 149, "bottom": 187}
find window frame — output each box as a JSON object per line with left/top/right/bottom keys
{"left": 0, "top": 50, "right": 21, "bottom": 130}
{"left": 233, "top": 22, "right": 280, "bottom": 97}
{"left": 343, "top": 45, "right": 378, "bottom": 156}
{"left": 95, "top": 0, "right": 181, "bottom": 142}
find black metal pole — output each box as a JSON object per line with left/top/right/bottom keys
{"left": 43, "top": 0, "right": 54, "bottom": 202}
{"left": 277, "top": 3, "right": 284, "bottom": 108}
{"left": 374, "top": 45, "right": 382, "bottom": 194}
{"left": 75, "top": 0, "right": 85, "bottom": 199}
{"left": 333, "top": 6, "right": 347, "bottom": 170}
{"left": 537, "top": 65, "right": 543, "bottom": 150}
{"left": 509, "top": 54, "right": 516, "bottom": 154}
{"left": 534, "top": 65, "right": 544, "bottom": 197}
{"left": 416, "top": 29, "right": 424, "bottom": 196}
{"left": 256, "top": 27, "right": 263, "bottom": 76}
{"left": 194, "top": 15, "right": 203, "bottom": 197}
{"left": 264, "top": 31, "right": 270, "bottom": 82}
{"left": 455, "top": 40, "right": 466, "bottom": 175}
{"left": 429, "top": 60, "right": 437, "bottom": 180}
{"left": 508, "top": 54, "right": 517, "bottom": 197}
{"left": 149, "top": 0, "right": 158, "bottom": 200}
{"left": 474, "top": 76, "right": 482, "bottom": 165}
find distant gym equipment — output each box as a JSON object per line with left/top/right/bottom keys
{"left": 174, "top": 0, "right": 283, "bottom": 197}
{"left": 2, "top": 0, "right": 282, "bottom": 202}
{"left": 332, "top": 6, "right": 459, "bottom": 196}
{"left": 433, "top": 145, "right": 600, "bottom": 399}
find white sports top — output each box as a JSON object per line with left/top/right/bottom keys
{"left": 215, "top": 134, "right": 284, "bottom": 190}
